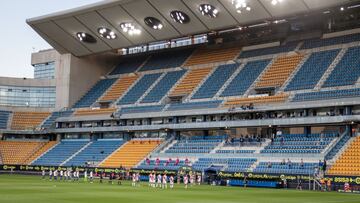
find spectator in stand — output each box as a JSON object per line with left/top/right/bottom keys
{"left": 300, "top": 159, "right": 304, "bottom": 169}
{"left": 267, "top": 161, "right": 272, "bottom": 168}
{"left": 156, "top": 158, "right": 160, "bottom": 166}
{"left": 319, "top": 160, "right": 324, "bottom": 171}
{"left": 175, "top": 157, "right": 179, "bottom": 166}
{"left": 146, "top": 157, "right": 150, "bottom": 165}
{"left": 281, "top": 159, "right": 286, "bottom": 165}
{"left": 185, "top": 158, "right": 189, "bottom": 165}
{"left": 323, "top": 160, "right": 327, "bottom": 172}
{"left": 287, "top": 159, "right": 292, "bottom": 169}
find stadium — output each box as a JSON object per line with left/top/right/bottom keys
{"left": 1, "top": 0, "right": 360, "bottom": 202}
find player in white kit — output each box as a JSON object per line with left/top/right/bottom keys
{"left": 197, "top": 174, "right": 202, "bottom": 185}
{"left": 41, "top": 170, "right": 46, "bottom": 180}
{"left": 162, "top": 174, "right": 168, "bottom": 189}
{"left": 132, "top": 173, "right": 136, "bottom": 187}
{"left": 84, "top": 170, "right": 87, "bottom": 182}
{"left": 150, "top": 173, "right": 156, "bottom": 187}
{"left": 136, "top": 173, "right": 140, "bottom": 187}
{"left": 148, "top": 173, "right": 152, "bottom": 187}
{"left": 184, "top": 175, "right": 189, "bottom": 189}
{"left": 49, "top": 169, "right": 53, "bottom": 181}
{"left": 64, "top": 170, "right": 68, "bottom": 181}
{"left": 157, "top": 174, "right": 162, "bottom": 188}
{"left": 169, "top": 175, "right": 174, "bottom": 189}
{"left": 60, "top": 170, "right": 63, "bottom": 181}
{"left": 89, "top": 171, "right": 93, "bottom": 183}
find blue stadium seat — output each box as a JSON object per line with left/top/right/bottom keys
{"left": 73, "top": 79, "right": 116, "bottom": 108}
{"left": 64, "top": 139, "right": 124, "bottom": 166}
{"left": 221, "top": 59, "right": 270, "bottom": 97}
{"left": 109, "top": 56, "right": 148, "bottom": 75}
{"left": 165, "top": 136, "right": 226, "bottom": 154}
{"left": 261, "top": 133, "right": 336, "bottom": 154}
{"left": 292, "top": 88, "right": 360, "bottom": 102}
{"left": 285, "top": 49, "right": 340, "bottom": 91}
{"left": 139, "top": 49, "right": 193, "bottom": 72}
{"left": 325, "top": 135, "right": 351, "bottom": 160}
{"left": 192, "top": 63, "right": 238, "bottom": 99}
{"left": 254, "top": 162, "right": 318, "bottom": 175}
{"left": 192, "top": 158, "right": 256, "bottom": 172}
{"left": 140, "top": 70, "right": 186, "bottom": 103}
{"left": 136, "top": 159, "right": 187, "bottom": 171}
{"left": 166, "top": 100, "right": 222, "bottom": 111}
{"left": 118, "top": 73, "right": 162, "bottom": 105}
{"left": 0, "top": 111, "right": 11, "bottom": 129}
{"left": 301, "top": 33, "right": 360, "bottom": 49}
{"left": 32, "top": 140, "right": 89, "bottom": 166}
{"left": 322, "top": 46, "right": 360, "bottom": 87}
{"left": 41, "top": 110, "right": 73, "bottom": 129}
{"left": 119, "top": 105, "right": 165, "bottom": 114}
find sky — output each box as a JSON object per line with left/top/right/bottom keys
{"left": 0, "top": 0, "right": 100, "bottom": 78}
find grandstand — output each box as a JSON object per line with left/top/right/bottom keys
{"left": 1, "top": 0, "right": 360, "bottom": 195}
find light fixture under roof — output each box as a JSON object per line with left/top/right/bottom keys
{"left": 170, "top": 10, "right": 190, "bottom": 24}
{"left": 199, "top": 4, "right": 218, "bottom": 18}
{"left": 232, "top": 0, "right": 251, "bottom": 14}
{"left": 120, "top": 22, "right": 141, "bottom": 36}
{"left": 271, "top": 0, "right": 283, "bottom": 6}
{"left": 76, "top": 32, "right": 96, "bottom": 43}
{"left": 144, "top": 17, "right": 163, "bottom": 30}
{"left": 97, "top": 27, "right": 117, "bottom": 40}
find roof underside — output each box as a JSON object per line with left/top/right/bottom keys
{"left": 27, "top": 0, "right": 351, "bottom": 57}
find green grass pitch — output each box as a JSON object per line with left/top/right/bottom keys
{"left": 0, "top": 174, "right": 359, "bottom": 203}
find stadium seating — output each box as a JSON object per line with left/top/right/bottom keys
{"left": 119, "top": 105, "right": 165, "bottom": 114}
{"left": 224, "top": 93, "right": 288, "bottom": 107}
{"left": 136, "top": 159, "right": 187, "bottom": 171}
{"left": 220, "top": 59, "right": 271, "bottom": 97}
{"left": 285, "top": 49, "right": 340, "bottom": 91}
{"left": 0, "top": 110, "right": 11, "bottom": 129}
{"left": 216, "top": 150, "right": 255, "bottom": 154}
{"left": 73, "top": 78, "right": 117, "bottom": 108}
{"left": 99, "top": 75, "right": 139, "bottom": 102}
{"left": 192, "top": 158, "right": 256, "bottom": 172}
{"left": 140, "top": 70, "right": 186, "bottom": 103}
{"left": 301, "top": 33, "right": 360, "bottom": 49}
{"left": 0, "top": 141, "right": 45, "bottom": 164}
{"left": 256, "top": 54, "right": 304, "bottom": 88}
{"left": 139, "top": 49, "right": 193, "bottom": 72}
{"left": 99, "top": 139, "right": 162, "bottom": 168}
{"left": 166, "top": 100, "right": 222, "bottom": 111}
{"left": 238, "top": 41, "right": 298, "bottom": 58}
{"left": 325, "top": 135, "right": 351, "bottom": 160}
{"left": 109, "top": 56, "right": 148, "bottom": 75}
{"left": 11, "top": 112, "right": 50, "bottom": 130}
{"left": 118, "top": 73, "right": 162, "bottom": 105}
{"left": 64, "top": 139, "right": 124, "bottom": 166}
{"left": 23, "top": 141, "right": 58, "bottom": 165}
{"left": 261, "top": 133, "right": 336, "bottom": 154}
{"left": 74, "top": 108, "right": 116, "bottom": 117}
{"left": 184, "top": 46, "right": 241, "bottom": 66}
{"left": 322, "top": 46, "right": 360, "bottom": 87}
{"left": 253, "top": 162, "right": 318, "bottom": 175}
{"left": 169, "top": 67, "right": 213, "bottom": 97}
{"left": 192, "top": 63, "right": 238, "bottom": 99}
{"left": 292, "top": 88, "right": 360, "bottom": 102}
{"left": 328, "top": 136, "right": 360, "bottom": 176}
{"left": 32, "top": 140, "right": 89, "bottom": 166}
{"left": 165, "top": 136, "right": 225, "bottom": 153}
{"left": 41, "top": 110, "right": 73, "bottom": 129}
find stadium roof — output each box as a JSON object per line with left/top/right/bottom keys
{"left": 27, "top": 0, "right": 352, "bottom": 57}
